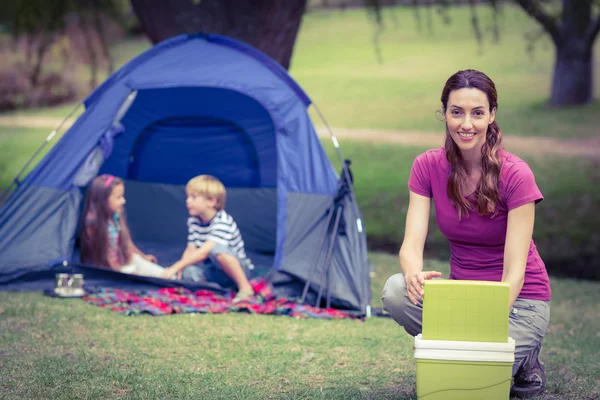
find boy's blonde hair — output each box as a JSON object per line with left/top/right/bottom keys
{"left": 186, "top": 175, "right": 226, "bottom": 211}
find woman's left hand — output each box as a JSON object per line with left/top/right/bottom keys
{"left": 143, "top": 254, "right": 158, "bottom": 263}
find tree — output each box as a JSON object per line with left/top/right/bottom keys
{"left": 6, "top": 0, "right": 127, "bottom": 90}
{"left": 515, "top": 0, "right": 600, "bottom": 106}
{"left": 130, "top": 0, "right": 598, "bottom": 107}
{"left": 10, "top": 0, "right": 71, "bottom": 87}
{"left": 130, "top": 0, "right": 307, "bottom": 70}
{"left": 361, "top": 0, "right": 600, "bottom": 106}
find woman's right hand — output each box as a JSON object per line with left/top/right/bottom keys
{"left": 405, "top": 271, "right": 442, "bottom": 305}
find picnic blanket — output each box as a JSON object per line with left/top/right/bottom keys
{"left": 82, "top": 278, "right": 359, "bottom": 319}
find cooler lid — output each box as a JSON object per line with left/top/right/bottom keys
{"left": 414, "top": 334, "right": 516, "bottom": 363}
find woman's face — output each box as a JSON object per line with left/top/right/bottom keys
{"left": 107, "top": 183, "right": 126, "bottom": 214}
{"left": 444, "top": 88, "right": 496, "bottom": 155}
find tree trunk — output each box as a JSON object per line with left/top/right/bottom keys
{"left": 30, "top": 36, "right": 54, "bottom": 87}
{"left": 551, "top": 42, "right": 593, "bottom": 106}
{"left": 516, "top": 0, "right": 599, "bottom": 106}
{"left": 92, "top": 10, "right": 114, "bottom": 75}
{"left": 79, "top": 13, "right": 98, "bottom": 90}
{"left": 550, "top": 0, "right": 594, "bottom": 106}
{"left": 130, "top": 0, "right": 307, "bottom": 70}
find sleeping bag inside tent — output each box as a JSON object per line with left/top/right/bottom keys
{"left": 0, "top": 33, "right": 370, "bottom": 313}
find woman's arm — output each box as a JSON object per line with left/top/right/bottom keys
{"left": 502, "top": 201, "right": 536, "bottom": 308}
{"left": 400, "top": 191, "right": 430, "bottom": 276}
{"left": 400, "top": 191, "right": 442, "bottom": 304}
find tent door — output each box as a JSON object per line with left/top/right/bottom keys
{"left": 128, "top": 117, "right": 261, "bottom": 187}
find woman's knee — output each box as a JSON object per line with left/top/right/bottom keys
{"left": 382, "top": 274, "right": 424, "bottom": 334}
{"left": 382, "top": 273, "right": 406, "bottom": 298}
{"left": 381, "top": 274, "right": 410, "bottom": 314}
{"left": 509, "top": 300, "right": 550, "bottom": 372}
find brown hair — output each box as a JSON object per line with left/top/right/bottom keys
{"left": 441, "top": 69, "right": 503, "bottom": 219}
{"left": 80, "top": 175, "right": 132, "bottom": 269}
{"left": 186, "top": 175, "right": 226, "bottom": 211}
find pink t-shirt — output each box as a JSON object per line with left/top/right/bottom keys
{"left": 408, "top": 147, "right": 551, "bottom": 301}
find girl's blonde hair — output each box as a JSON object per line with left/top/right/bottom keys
{"left": 80, "top": 174, "right": 133, "bottom": 269}
{"left": 186, "top": 175, "right": 226, "bottom": 211}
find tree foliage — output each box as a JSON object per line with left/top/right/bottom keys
{"left": 4, "top": 0, "right": 127, "bottom": 89}
{"left": 130, "top": 0, "right": 307, "bottom": 70}
{"left": 3, "top": 0, "right": 599, "bottom": 107}
{"left": 364, "top": 0, "right": 600, "bottom": 105}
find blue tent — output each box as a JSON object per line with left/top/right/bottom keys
{"left": 0, "top": 33, "right": 370, "bottom": 313}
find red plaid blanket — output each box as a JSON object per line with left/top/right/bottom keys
{"left": 82, "top": 278, "right": 359, "bottom": 319}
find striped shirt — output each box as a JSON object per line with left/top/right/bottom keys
{"left": 187, "top": 210, "right": 251, "bottom": 265}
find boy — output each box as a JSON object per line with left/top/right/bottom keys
{"left": 161, "top": 175, "right": 255, "bottom": 302}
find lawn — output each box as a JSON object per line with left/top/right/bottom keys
{"left": 1, "top": 253, "right": 599, "bottom": 400}
{"left": 1, "top": 7, "right": 599, "bottom": 397}
{"left": 0, "top": 127, "right": 66, "bottom": 192}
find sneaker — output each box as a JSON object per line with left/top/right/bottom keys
{"left": 232, "top": 288, "right": 255, "bottom": 303}
{"left": 510, "top": 343, "right": 546, "bottom": 398}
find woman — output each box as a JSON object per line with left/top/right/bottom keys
{"left": 381, "top": 69, "right": 551, "bottom": 399}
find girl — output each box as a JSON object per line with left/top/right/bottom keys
{"left": 80, "top": 174, "right": 166, "bottom": 277}
{"left": 381, "top": 70, "right": 551, "bottom": 398}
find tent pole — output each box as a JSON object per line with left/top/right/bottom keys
{"left": 320, "top": 204, "right": 343, "bottom": 309}
{"left": 315, "top": 205, "right": 342, "bottom": 308}
{"left": 312, "top": 103, "right": 370, "bottom": 314}
{"left": 312, "top": 103, "right": 364, "bottom": 235}
{"left": 0, "top": 103, "right": 84, "bottom": 203}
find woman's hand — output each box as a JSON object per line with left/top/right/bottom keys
{"left": 405, "top": 271, "right": 442, "bottom": 305}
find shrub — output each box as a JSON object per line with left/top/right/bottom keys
{"left": 0, "top": 68, "right": 31, "bottom": 111}
{"left": 0, "top": 66, "right": 79, "bottom": 111}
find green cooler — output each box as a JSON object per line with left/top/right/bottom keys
{"left": 414, "top": 335, "right": 515, "bottom": 399}
{"left": 415, "top": 280, "right": 515, "bottom": 399}
{"left": 422, "top": 280, "right": 510, "bottom": 343}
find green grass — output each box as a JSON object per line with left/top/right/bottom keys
{"left": 1, "top": 6, "right": 599, "bottom": 399}
{"left": 1, "top": 253, "right": 598, "bottom": 399}
{"left": 0, "top": 127, "right": 67, "bottom": 190}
